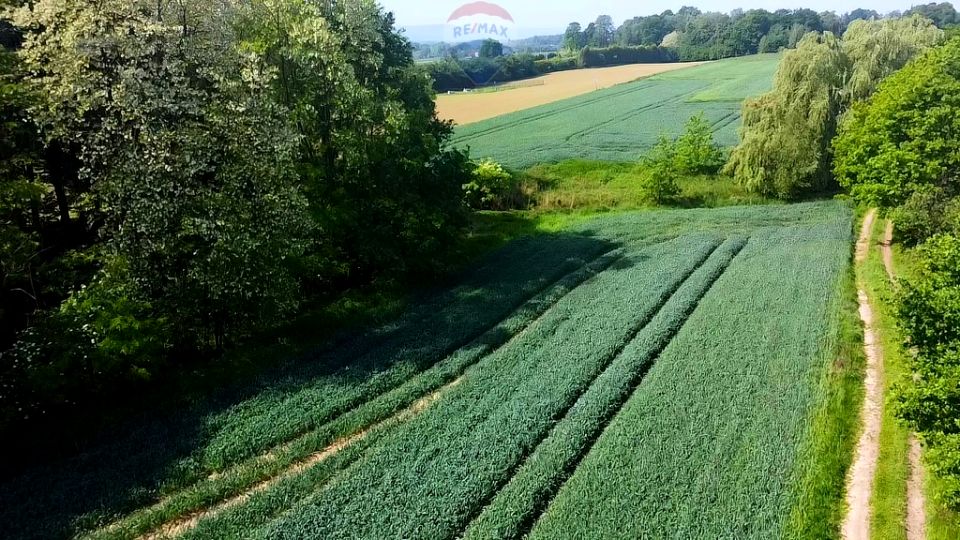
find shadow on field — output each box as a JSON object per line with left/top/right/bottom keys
{"left": 0, "top": 232, "right": 618, "bottom": 540}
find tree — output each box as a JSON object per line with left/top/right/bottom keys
{"left": 834, "top": 37, "right": 960, "bottom": 209}
{"left": 907, "top": 2, "right": 959, "bottom": 28}
{"left": 479, "top": 38, "right": 503, "bottom": 58}
{"left": 728, "top": 18, "right": 942, "bottom": 198}
{"left": 725, "top": 33, "right": 847, "bottom": 197}
{"left": 11, "top": 0, "right": 313, "bottom": 350}
{"left": 594, "top": 15, "right": 615, "bottom": 47}
{"left": 563, "top": 22, "right": 584, "bottom": 51}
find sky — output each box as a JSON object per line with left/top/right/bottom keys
{"left": 379, "top": 0, "right": 928, "bottom": 35}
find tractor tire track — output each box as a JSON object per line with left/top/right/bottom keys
{"left": 457, "top": 237, "right": 747, "bottom": 540}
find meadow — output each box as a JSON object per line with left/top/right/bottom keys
{"left": 0, "top": 201, "right": 856, "bottom": 540}
{"left": 450, "top": 54, "right": 781, "bottom": 169}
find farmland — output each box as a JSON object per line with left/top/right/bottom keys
{"left": 435, "top": 61, "right": 706, "bottom": 125}
{"left": 0, "top": 201, "right": 855, "bottom": 540}
{"left": 451, "top": 54, "right": 781, "bottom": 169}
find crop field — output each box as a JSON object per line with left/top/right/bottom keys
{"left": 450, "top": 54, "right": 781, "bottom": 169}
{"left": 0, "top": 201, "right": 853, "bottom": 540}
{"left": 435, "top": 61, "right": 706, "bottom": 125}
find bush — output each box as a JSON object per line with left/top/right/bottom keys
{"left": 890, "top": 186, "right": 960, "bottom": 245}
{"left": 640, "top": 163, "right": 681, "bottom": 204}
{"left": 463, "top": 160, "right": 516, "bottom": 210}
{"left": 896, "top": 233, "right": 960, "bottom": 509}
{"left": 673, "top": 113, "right": 725, "bottom": 175}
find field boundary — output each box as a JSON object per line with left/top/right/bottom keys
{"left": 457, "top": 237, "right": 747, "bottom": 540}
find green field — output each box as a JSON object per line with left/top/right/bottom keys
{"left": 451, "top": 54, "right": 781, "bottom": 169}
{"left": 0, "top": 201, "right": 856, "bottom": 540}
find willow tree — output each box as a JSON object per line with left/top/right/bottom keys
{"left": 727, "top": 15, "right": 942, "bottom": 198}
{"left": 843, "top": 16, "right": 943, "bottom": 102}
{"left": 725, "top": 33, "right": 847, "bottom": 197}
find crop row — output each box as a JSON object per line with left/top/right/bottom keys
{"left": 461, "top": 235, "right": 748, "bottom": 540}
{"left": 84, "top": 242, "right": 624, "bottom": 540}
{"left": 527, "top": 219, "right": 853, "bottom": 539}
{"left": 248, "top": 235, "right": 724, "bottom": 539}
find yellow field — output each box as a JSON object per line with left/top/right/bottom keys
{"left": 435, "top": 62, "right": 707, "bottom": 125}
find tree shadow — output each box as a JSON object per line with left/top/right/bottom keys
{"left": 0, "top": 231, "right": 618, "bottom": 540}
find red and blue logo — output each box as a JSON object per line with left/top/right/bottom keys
{"left": 445, "top": 2, "right": 515, "bottom": 42}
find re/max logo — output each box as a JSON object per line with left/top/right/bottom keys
{"left": 452, "top": 21, "right": 510, "bottom": 39}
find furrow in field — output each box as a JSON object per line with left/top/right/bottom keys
{"left": 197, "top": 238, "right": 611, "bottom": 472}
{"left": 85, "top": 246, "right": 624, "bottom": 540}
{"left": 459, "top": 236, "right": 749, "bottom": 540}
{"left": 252, "top": 235, "right": 725, "bottom": 540}
{"left": 561, "top": 84, "right": 707, "bottom": 143}
{"left": 527, "top": 218, "right": 853, "bottom": 539}
{"left": 449, "top": 81, "right": 663, "bottom": 144}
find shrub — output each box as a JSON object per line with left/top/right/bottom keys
{"left": 673, "top": 113, "right": 725, "bottom": 175}
{"left": 896, "top": 233, "right": 960, "bottom": 509}
{"left": 463, "top": 160, "right": 517, "bottom": 210}
{"left": 890, "top": 186, "right": 960, "bottom": 245}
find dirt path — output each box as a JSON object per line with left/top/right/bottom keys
{"left": 880, "top": 221, "right": 927, "bottom": 540}
{"left": 843, "top": 210, "right": 882, "bottom": 540}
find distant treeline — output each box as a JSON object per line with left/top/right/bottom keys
{"left": 421, "top": 3, "right": 960, "bottom": 91}
{"left": 427, "top": 45, "right": 675, "bottom": 92}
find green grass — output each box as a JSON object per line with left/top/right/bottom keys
{"left": 521, "top": 159, "right": 773, "bottom": 211}
{"left": 451, "top": 54, "right": 781, "bottom": 169}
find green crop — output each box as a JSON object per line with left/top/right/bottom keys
{"left": 451, "top": 54, "right": 781, "bottom": 169}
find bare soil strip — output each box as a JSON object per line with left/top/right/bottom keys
{"left": 856, "top": 209, "right": 877, "bottom": 263}
{"left": 844, "top": 210, "right": 882, "bottom": 540}
{"left": 881, "top": 221, "right": 926, "bottom": 540}
{"left": 435, "top": 62, "right": 706, "bottom": 125}
{"left": 140, "top": 377, "right": 464, "bottom": 540}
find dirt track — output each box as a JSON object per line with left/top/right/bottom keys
{"left": 843, "top": 210, "right": 882, "bottom": 540}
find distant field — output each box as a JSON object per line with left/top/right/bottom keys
{"left": 451, "top": 54, "right": 781, "bottom": 169}
{"left": 435, "top": 62, "right": 706, "bottom": 125}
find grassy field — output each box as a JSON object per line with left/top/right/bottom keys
{"left": 435, "top": 62, "right": 706, "bottom": 125}
{"left": 0, "top": 201, "right": 859, "bottom": 540}
{"left": 450, "top": 54, "right": 781, "bottom": 169}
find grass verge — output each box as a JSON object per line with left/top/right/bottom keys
{"left": 782, "top": 213, "right": 865, "bottom": 540}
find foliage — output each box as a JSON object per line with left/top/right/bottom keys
{"left": 835, "top": 37, "right": 960, "bottom": 210}
{"left": 576, "top": 45, "right": 677, "bottom": 67}
{"left": 726, "top": 33, "right": 847, "bottom": 197}
{"left": 729, "top": 17, "right": 942, "bottom": 198}
{"left": 673, "top": 113, "right": 725, "bottom": 174}
{"left": 890, "top": 186, "right": 960, "bottom": 245}
{"left": 462, "top": 160, "right": 519, "bottom": 210}
{"left": 1, "top": 0, "right": 471, "bottom": 430}
{"left": 478, "top": 39, "right": 503, "bottom": 58}
{"left": 453, "top": 54, "right": 780, "bottom": 169}
{"left": 896, "top": 234, "right": 960, "bottom": 509}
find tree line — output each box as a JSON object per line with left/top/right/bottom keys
{"left": 565, "top": 4, "right": 958, "bottom": 61}
{"left": 0, "top": 0, "right": 473, "bottom": 429}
